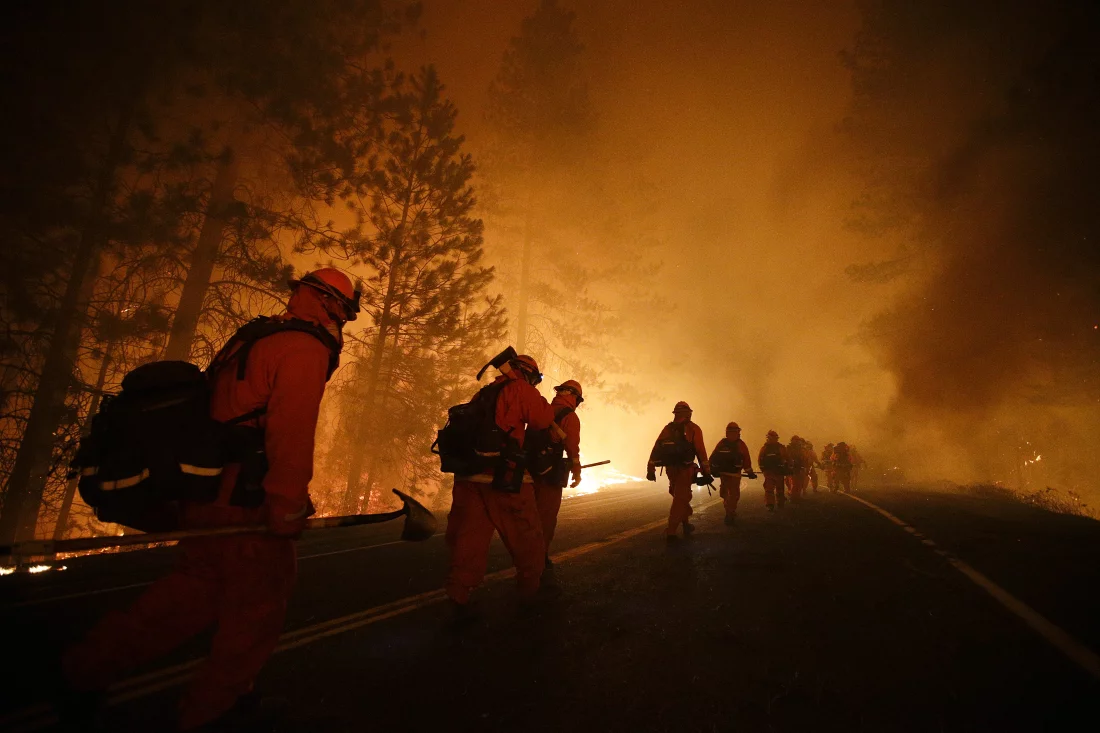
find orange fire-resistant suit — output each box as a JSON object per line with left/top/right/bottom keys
{"left": 807, "top": 446, "right": 821, "bottom": 492}
{"left": 531, "top": 393, "right": 581, "bottom": 553}
{"left": 759, "top": 441, "right": 790, "bottom": 508}
{"left": 787, "top": 440, "right": 809, "bottom": 501}
{"left": 445, "top": 370, "right": 555, "bottom": 605}
{"left": 649, "top": 420, "right": 710, "bottom": 536}
{"left": 709, "top": 437, "right": 753, "bottom": 519}
{"left": 63, "top": 287, "right": 338, "bottom": 730}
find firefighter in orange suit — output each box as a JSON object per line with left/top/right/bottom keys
{"left": 445, "top": 354, "right": 556, "bottom": 608}
{"left": 787, "top": 435, "right": 809, "bottom": 501}
{"left": 62, "top": 268, "right": 358, "bottom": 730}
{"left": 806, "top": 440, "right": 821, "bottom": 493}
{"left": 758, "top": 430, "right": 789, "bottom": 510}
{"left": 709, "top": 422, "right": 755, "bottom": 525}
{"left": 646, "top": 401, "right": 711, "bottom": 540}
{"left": 530, "top": 380, "right": 583, "bottom": 568}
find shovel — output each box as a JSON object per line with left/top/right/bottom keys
{"left": 0, "top": 489, "right": 437, "bottom": 560}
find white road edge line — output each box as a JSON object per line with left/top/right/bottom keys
{"left": 0, "top": 498, "right": 718, "bottom": 733}
{"left": 842, "top": 492, "right": 1100, "bottom": 682}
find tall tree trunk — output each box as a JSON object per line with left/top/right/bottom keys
{"left": 343, "top": 180, "right": 416, "bottom": 511}
{"left": 163, "top": 150, "right": 240, "bottom": 361}
{"left": 52, "top": 342, "right": 113, "bottom": 541}
{"left": 515, "top": 205, "right": 534, "bottom": 352}
{"left": 0, "top": 105, "right": 134, "bottom": 544}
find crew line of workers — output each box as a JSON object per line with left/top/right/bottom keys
{"left": 55, "top": 299, "right": 865, "bottom": 731}
{"left": 644, "top": 402, "right": 865, "bottom": 538}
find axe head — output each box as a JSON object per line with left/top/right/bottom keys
{"left": 476, "top": 346, "right": 518, "bottom": 381}
{"left": 393, "top": 489, "right": 438, "bottom": 541}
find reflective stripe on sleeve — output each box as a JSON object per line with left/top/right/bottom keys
{"left": 99, "top": 469, "right": 150, "bottom": 491}
{"left": 179, "top": 464, "right": 224, "bottom": 477}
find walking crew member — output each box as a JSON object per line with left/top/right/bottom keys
{"left": 62, "top": 268, "right": 358, "bottom": 730}
{"left": 646, "top": 401, "right": 711, "bottom": 540}
{"left": 530, "top": 380, "right": 583, "bottom": 567}
{"left": 805, "top": 440, "right": 821, "bottom": 493}
{"left": 446, "top": 354, "right": 555, "bottom": 608}
{"left": 758, "top": 430, "right": 789, "bottom": 510}
{"left": 709, "top": 422, "right": 755, "bottom": 525}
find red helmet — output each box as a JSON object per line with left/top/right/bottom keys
{"left": 555, "top": 379, "right": 584, "bottom": 402}
{"left": 726, "top": 421, "right": 741, "bottom": 432}
{"left": 290, "top": 268, "right": 361, "bottom": 321}
{"left": 766, "top": 430, "right": 779, "bottom": 440}
{"left": 510, "top": 354, "right": 543, "bottom": 385}
{"left": 673, "top": 401, "right": 692, "bottom": 413}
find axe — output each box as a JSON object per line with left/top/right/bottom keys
{"left": 0, "top": 489, "right": 437, "bottom": 560}
{"left": 475, "top": 346, "right": 518, "bottom": 381}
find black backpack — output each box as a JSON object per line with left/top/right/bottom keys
{"left": 71, "top": 317, "right": 340, "bottom": 532}
{"left": 433, "top": 380, "right": 510, "bottom": 478}
{"left": 759, "top": 442, "right": 788, "bottom": 473}
{"left": 787, "top": 441, "right": 805, "bottom": 470}
{"left": 526, "top": 407, "right": 575, "bottom": 484}
{"left": 651, "top": 422, "right": 696, "bottom": 466}
{"left": 710, "top": 438, "right": 744, "bottom": 474}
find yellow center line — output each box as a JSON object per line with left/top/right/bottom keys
{"left": 1, "top": 497, "right": 717, "bottom": 733}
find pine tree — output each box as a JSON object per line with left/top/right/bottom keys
{"left": 314, "top": 67, "right": 504, "bottom": 512}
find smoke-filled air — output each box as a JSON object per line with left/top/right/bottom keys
{"left": 1, "top": 0, "right": 1097, "bottom": 541}
{"left": 5, "top": 2, "right": 1100, "bottom": 731}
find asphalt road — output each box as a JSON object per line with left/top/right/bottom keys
{"left": 2, "top": 482, "right": 1099, "bottom": 732}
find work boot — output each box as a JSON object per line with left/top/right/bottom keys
{"left": 766, "top": 505, "right": 775, "bottom": 512}
{"left": 665, "top": 533, "right": 680, "bottom": 543}
{"left": 682, "top": 521, "right": 695, "bottom": 536}
{"left": 544, "top": 554, "right": 554, "bottom": 570}
{"left": 446, "top": 600, "right": 481, "bottom": 631}
{"left": 724, "top": 514, "right": 736, "bottom": 526}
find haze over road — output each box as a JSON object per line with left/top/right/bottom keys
{"left": 3, "top": 483, "right": 1099, "bottom": 732}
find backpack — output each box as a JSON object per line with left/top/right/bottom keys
{"left": 651, "top": 422, "right": 696, "bottom": 466}
{"left": 433, "top": 380, "right": 509, "bottom": 478}
{"left": 709, "top": 438, "right": 744, "bottom": 474}
{"left": 71, "top": 317, "right": 340, "bottom": 532}
{"left": 526, "top": 407, "right": 575, "bottom": 484}
{"left": 833, "top": 443, "right": 852, "bottom": 467}
{"left": 759, "top": 442, "right": 787, "bottom": 473}
{"left": 787, "top": 441, "right": 805, "bottom": 470}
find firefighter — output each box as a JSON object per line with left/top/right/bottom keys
{"left": 758, "top": 430, "right": 789, "bottom": 510}
{"left": 805, "top": 440, "right": 821, "bottom": 493}
{"left": 61, "top": 268, "right": 359, "bottom": 730}
{"left": 646, "top": 401, "right": 711, "bottom": 540}
{"left": 821, "top": 442, "right": 838, "bottom": 492}
{"left": 786, "top": 435, "right": 809, "bottom": 502}
{"left": 850, "top": 444, "right": 866, "bottom": 492}
{"left": 529, "top": 380, "right": 583, "bottom": 568}
{"left": 445, "top": 353, "right": 556, "bottom": 610}
{"left": 833, "top": 441, "right": 854, "bottom": 492}
{"left": 709, "top": 421, "right": 755, "bottom": 525}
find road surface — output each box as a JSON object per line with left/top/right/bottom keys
{"left": 2, "top": 482, "right": 1099, "bottom": 731}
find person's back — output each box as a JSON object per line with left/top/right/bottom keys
{"left": 62, "top": 268, "right": 357, "bottom": 730}
{"left": 446, "top": 353, "right": 555, "bottom": 611}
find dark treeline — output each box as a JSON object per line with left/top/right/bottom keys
{"left": 0, "top": 0, "right": 509, "bottom": 543}
{"left": 0, "top": 0, "right": 661, "bottom": 544}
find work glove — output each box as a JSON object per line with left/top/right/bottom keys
{"left": 570, "top": 466, "right": 582, "bottom": 488}
{"left": 646, "top": 466, "right": 657, "bottom": 482}
{"left": 747, "top": 470, "right": 758, "bottom": 479}
{"left": 699, "top": 472, "right": 714, "bottom": 485}
{"left": 265, "top": 495, "right": 312, "bottom": 539}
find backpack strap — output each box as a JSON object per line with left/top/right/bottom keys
{"left": 207, "top": 316, "right": 342, "bottom": 383}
